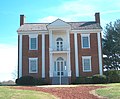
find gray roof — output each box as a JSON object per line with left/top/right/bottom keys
{"left": 17, "top": 21, "right": 102, "bottom": 32}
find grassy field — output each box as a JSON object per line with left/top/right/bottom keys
{"left": 96, "top": 83, "right": 120, "bottom": 99}
{"left": 0, "top": 86, "right": 56, "bottom": 99}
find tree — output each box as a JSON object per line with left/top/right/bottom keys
{"left": 103, "top": 20, "right": 120, "bottom": 70}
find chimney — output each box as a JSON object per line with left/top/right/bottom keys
{"left": 95, "top": 12, "right": 100, "bottom": 24}
{"left": 20, "top": 15, "right": 24, "bottom": 26}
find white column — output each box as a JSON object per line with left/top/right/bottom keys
{"left": 49, "top": 53, "right": 53, "bottom": 77}
{"left": 67, "top": 52, "right": 71, "bottom": 76}
{"left": 49, "top": 30, "right": 52, "bottom": 51}
{"left": 97, "top": 32, "right": 103, "bottom": 75}
{"left": 74, "top": 32, "right": 79, "bottom": 77}
{"left": 42, "top": 33, "right": 45, "bottom": 78}
{"left": 67, "top": 30, "right": 70, "bottom": 50}
{"left": 19, "top": 34, "right": 22, "bottom": 78}
{"left": 49, "top": 30, "right": 53, "bottom": 77}
{"left": 67, "top": 30, "right": 71, "bottom": 76}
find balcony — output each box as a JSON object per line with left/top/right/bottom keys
{"left": 50, "top": 47, "right": 69, "bottom": 53}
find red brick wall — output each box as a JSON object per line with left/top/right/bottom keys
{"left": 77, "top": 33, "right": 99, "bottom": 77}
{"left": 22, "top": 35, "right": 42, "bottom": 78}
{"left": 45, "top": 35, "right": 50, "bottom": 82}
{"left": 20, "top": 32, "right": 100, "bottom": 82}
{"left": 70, "top": 34, "right": 76, "bottom": 81}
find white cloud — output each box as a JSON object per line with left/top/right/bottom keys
{"left": 58, "top": 0, "right": 95, "bottom": 14}
{"left": 0, "top": 44, "right": 17, "bottom": 81}
{"left": 38, "top": 16, "right": 58, "bottom": 23}
{"left": 101, "top": 10, "right": 120, "bottom": 15}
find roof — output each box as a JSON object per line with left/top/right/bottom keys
{"left": 17, "top": 21, "right": 102, "bottom": 32}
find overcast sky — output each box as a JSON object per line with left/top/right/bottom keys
{"left": 0, "top": 0, "right": 120, "bottom": 81}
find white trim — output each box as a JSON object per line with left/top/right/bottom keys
{"left": 74, "top": 32, "right": 79, "bottom": 77}
{"left": 71, "top": 29, "right": 102, "bottom": 33}
{"left": 82, "top": 56, "right": 92, "bottom": 72}
{"left": 29, "top": 34, "right": 38, "bottom": 50}
{"left": 97, "top": 32, "right": 103, "bottom": 75}
{"left": 19, "top": 34, "right": 22, "bottom": 78}
{"left": 17, "top": 31, "right": 48, "bottom": 34}
{"left": 17, "top": 29, "right": 102, "bottom": 35}
{"left": 81, "top": 34, "right": 90, "bottom": 49}
{"left": 29, "top": 58, "right": 38, "bottom": 73}
{"left": 42, "top": 33, "right": 45, "bottom": 78}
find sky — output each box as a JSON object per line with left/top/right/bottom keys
{"left": 0, "top": 0, "right": 120, "bottom": 81}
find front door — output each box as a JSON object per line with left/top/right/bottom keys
{"left": 57, "top": 60, "right": 64, "bottom": 77}
{"left": 52, "top": 57, "right": 69, "bottom": 85}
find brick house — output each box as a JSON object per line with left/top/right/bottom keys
{"left": 17, "top": 12, "right": 103, "bottom": 84}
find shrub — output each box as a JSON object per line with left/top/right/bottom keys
{"left": 16, "top": 76, "right": 37, "bottom": 85}
{"left": 104, "top": 70, "right": 120, "bottom": 83}
{"left": 36, "top": 78, "right": 48, "bottom": 85}
{"left": 73, "top": 76, "right": 93, "bottom": 84}
{"left": 92, "top": 74, "right": 107, "bottom": 84}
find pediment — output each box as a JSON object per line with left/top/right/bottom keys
{"left": 47, "top": 19, "right": 71, "bottom": 29}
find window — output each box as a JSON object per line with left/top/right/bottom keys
{"left": 29, "top": 35, "right": 38, "bottom": 50}
{"left": 29, "top": 58, "right": 38, "bottom": 73}
{"left": 56, "top": 37, "right": 63, "bottom": 51}
{"left": 81, "top": 34, "right": 90, "bottom": 48}
{"left": 82, "top": 56, "right": 91, "bottom": 72}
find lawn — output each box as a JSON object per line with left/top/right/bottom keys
{"left": 0, "top": 86, "right": 56, "bottom": 99}
{"left": 96, "top": 83, "right": 120, "bottom": 99}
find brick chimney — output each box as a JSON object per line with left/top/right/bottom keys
{"left": 20, "top": 15, "right": 24, "bottom": 26}
{"left": 95, "top": 12, "right": 100, "bottom": 24}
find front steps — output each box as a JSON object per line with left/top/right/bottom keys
{"left": 52, "top": 77, "right": 69, "bottom": 85}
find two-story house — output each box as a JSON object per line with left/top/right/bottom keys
{"left": 17, "top": 12, "right": 103, "bottom": 84}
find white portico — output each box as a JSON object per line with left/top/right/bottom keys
{"left": 47, "top": 19, "right": 71, "bottom": 84}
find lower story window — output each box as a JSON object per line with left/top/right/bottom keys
{"left": 82, "top": 56, "right": 91, "bottom": 72}
{"left": 29, "top": 58, "right": 38, "bottom": 73}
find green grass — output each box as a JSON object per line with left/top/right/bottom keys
{"left": 96, "top": 83, "right": 120, "bottom": 99}
{"left": 0, "top": 86, "right": 56, "bottom": 99}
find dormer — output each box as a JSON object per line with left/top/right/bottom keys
{"left": 47, "top": 19, "right": 71, "bottom": 30}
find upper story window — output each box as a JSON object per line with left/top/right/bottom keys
{"left": 56, "top": 37, "right": 63, "bottom": 51}
{"left": 29, "top": 35, "right": 38, "bottom": 50}
{"left": 81, "top": 34, "right": 90, "bottom": 48}
{"left": 82, "top": 56, "right": 91, "bottom": 72}
{"left": 29, "top": 58, "right": 38, "bottom": 73}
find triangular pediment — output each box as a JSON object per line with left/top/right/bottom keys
{"left": 47, "top": 19, "right": 71, "bottom": 29}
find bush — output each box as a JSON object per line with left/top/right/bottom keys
{"left": 36, "top": 78, "right": 48, "bottom": 85}
{"left": 15, "top": 76, "right": 49, "bottom": 85}
{"left": 92, "top": 74, "right": 107, "bottom": 84}
{"left": 73, "top": 76, "right": 93, "bottom": 84}
{"left": 104, "top": 70, "right": 120, "bottom": 83}
{"left": 16, "top": 76, "right": 37, "bottom": 85}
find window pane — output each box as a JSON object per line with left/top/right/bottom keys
{"left": 57, "top": 62, "right": 60, "bottom": 71}
{"left": 30, "top": 60, "right": 36, "bottom": 72}
{"left": 61, "top": 72, "right": 63, "bottom": 75}
{"left": 84, "top": 59, "right": 90, "bottom": 71}
{"left": 31, "top": 38, "right": 36, "bottom": 49}
{"left": 61, "top": 62, "right": 63, "bottom": 71}
{"left": 54, "top": 62, "right": 56, "bottom": 71}
{"left": 83, "top": 37, "right": 89, "bottom": 48}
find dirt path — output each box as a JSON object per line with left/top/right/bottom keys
{"left": 13, "top": 85, "right": 106, "bottom": 99}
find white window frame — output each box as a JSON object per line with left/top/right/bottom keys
{"left": 56, "top": 37, "right": 63, "bottom": 51}
{"left": 29, "top": 34, "right": 38, "bottom": 50}
{"left": 29, "top": 58, "right": 38, "bottom": 73}
{"left": 82, "top": 56, "right": 92, "bottom": 72}
{"left": 81, "top": 34, "right": 90, "bottom": 48}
